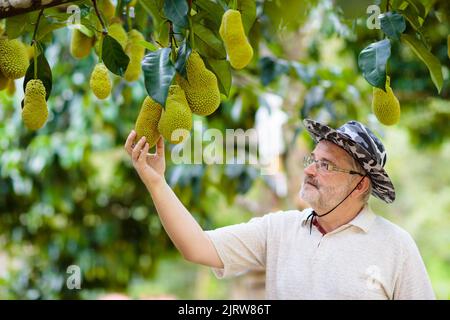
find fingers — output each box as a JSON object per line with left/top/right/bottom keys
{"left": 156, "top": 136, "right": 164, "bottom": 156}
{"left": 124, "top": 130, "right": 136, "bottom": 155}
{"left": 138, "top": 142, "right": 150, "bottom": 163}
{"left": 132, "top": 136, "right": 146, "bottom": 162}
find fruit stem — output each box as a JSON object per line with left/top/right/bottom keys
{"left": 187, "top": 0, "right": 195, "bottom": 49}
{"left": 232, "top": 0, "right": 237, "bottom": 10}
{"left": 126, "top": 4, "right": 132, "bottom": 31}
{"left": 32, "top": 8, "right": 44, "bottom": 79}
{"left": 168, "top": 21, "right": 177, "bottom": 61}
{"left": 116, "top": 0, "right": 123, "bottom": 18}
{"left": 92, "top": 0, "right": 107, "bottom": 35}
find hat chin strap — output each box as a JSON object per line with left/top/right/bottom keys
{"left": 306, "top": 174, "right": 367, "bottom": 235}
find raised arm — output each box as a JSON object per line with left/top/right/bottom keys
{"left": 124, "top": 130, "right": 223, "bottom": 268}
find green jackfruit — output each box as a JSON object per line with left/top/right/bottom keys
{"left": 134, "top": 96, "right": 163, "bottom": 148}
{"left": 0, "top": 39, "right": 29, "bottom": 79}
{"left": 70, "top": 29, "right": 94, "bottom": 59}
{"left": 98, "top": 0, "right": 115, "bottom": 22}
{"left": 372, "top": 76, "right": 400, "bottom": 126}
{"left": 108, "top": 20, "right": 127, "bottom": 49}
{"left": 22, "top": 79, "right": 48, "bottom": 130}
{"left": 27, "top": 45, "right": 34, "bottom": 60}
{"left": 177, "top": 51, "right": 221, "bottom": 116}
{"left": 0, "top": 70, "right": 8, "bottom": 90}
{"left": 158, "top": 85, "right": 192, "bottom": 144}
{"left": 124, "top": 29, "right": 145, "bottom": 82}
{"left": 90, "top": 63, "right": 112, "bottom": 99}
{"left": 219, "top": 9, "right": 253, "bottom": 70}
{"left": 95, "top": 20, "right": 127, "bottom": 54}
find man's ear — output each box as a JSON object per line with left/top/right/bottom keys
{"left": 354, "top": 176, "right": 369, "bottom": 196}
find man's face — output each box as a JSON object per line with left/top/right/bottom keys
{"left": 300, "top": 140, "right": 356, "bottom": 210}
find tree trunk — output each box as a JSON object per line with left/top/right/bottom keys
{"left": 0, "top": 0, "right": 73, "bottom": 19}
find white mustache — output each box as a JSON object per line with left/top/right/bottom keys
{"left": 304, "top": 177, "right": 318, "bottom": 188}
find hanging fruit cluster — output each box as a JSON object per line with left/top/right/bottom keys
{"left": 0, "top": 0, "right": 255, "bottom": 138}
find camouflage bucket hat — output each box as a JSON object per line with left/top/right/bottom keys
{"left": 303, "top": 119, "right": 395, "bottom": 203}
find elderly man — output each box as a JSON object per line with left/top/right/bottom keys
{"left": 124, "top": 119, "right": 435, "bottom": 300}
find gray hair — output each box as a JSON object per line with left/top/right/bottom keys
{"left": 348, "top": 155, "right": 372, "bottom": 204}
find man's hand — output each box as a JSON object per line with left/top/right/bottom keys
{"left": 123, "top": 130, "right": 223, "bottom": 269}
{"left": 124, "top": 130, "right": 166, "bottom": 187}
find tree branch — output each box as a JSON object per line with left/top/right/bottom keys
{"left": 0, "top": 0, "right": 74, "bottom": 19}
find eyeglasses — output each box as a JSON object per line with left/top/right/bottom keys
{"left": 303, "top": 155, "right": 364, "bottom": 176}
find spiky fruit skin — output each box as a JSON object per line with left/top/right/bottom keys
{"left": 177, "top": 51, "right": 221, "bottom": 116}
{"left": 0, "top": 39, "right": 29, "bottom": 79}
{"left": 90, "top": 63, "right": 112, "bottom": 99}
{"left": 22, "top": 79, "right": 48, "bottom": 130}
{"left": 0, "top": 70, "right": 8, "bottom": 90}
{"left": 70, "top": 29, "right": 94, "bottom": 59}
{"left": 124, "top": 29, "right": 145, "bottom": 82}
{"left": 372, "top": 77, "right": 401, "bottom": 126}
{"left": 219, "top": 9, "right": 253, "bottom": 70}
{"left": 158, "top": 85, "right": 193, "bottom": 144}
{"left": 134, "top": 96, "right": 163, "bottom": 148}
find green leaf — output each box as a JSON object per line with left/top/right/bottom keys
{"left": 102, "top": 35, "right": 130, "bottom": 77}
{"left": 204, "top": 58, "right": 231, "bottom": 97}
{"left": 142, "top": 48, "right": 176, "bottom": 107}
{"left": 404, "top": 0, "right": 426, "bottom": 18}
{"left": 358, "top": 39, "right": 391, "bottom": 90}
{"left": 195, "top": 0, "right": 225, "bottom": 28}
{"left": 259, "top": 57, "right": 290, "bottom": 86}
{"left": 194, "top": 23, "right": 226, "bottom": 59}
{"left": 163, "top": 0, "right": 189, "bottom": 28}
{"left": 380, "top": 12, "right": 406, "bottom": 41}
{"left": 72, "top": 24, "right": 94, "bottom": 38}
{"left": 23, "top": 53, "right": 53, "bottom": 102}
{"left": 237, "top": 0, "right": 256, "bottom": 35}
{"left": 334, "top": 0, "right": 374, "bottom": 20}
{"left": 5, "top": 14, "right": 30, "bottom": 39}
{"left": 36, "top": 16, "right": 66, "bottom": 41}
{"left": 401, "top": 34, "right": 443, "bottom": 93}
{"left": 398, "top": 7, "right": 423, "bottom": 31}
{"left": 175, "top": 40, "right": 192, "bottom": 78}
{"left": 138, "top": 40, "right": 158, "bottom": 51}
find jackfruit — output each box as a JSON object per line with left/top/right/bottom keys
{"left": 157, "top": 85, "right": 192, "bottom": 144}
{"left": 0, "top": 70, "right": 8, "bottom": 90}
{"left": 98, "top": 0, "right": 116, "bottom": 22}
{"left": 134, "top": 96, "right": 163, "bottom": 148}
{"left": 177, "top": 51, "right": 221, "bottom": 116}
{"left": 124, "top": 29, "right": 145, "bottom": 82}
{"left": 0, "top": 39, "right": 29, "bottom": 79}
{"left": 27, "top": 45, "right": 34, "bottom": 60}
{"left": 108, "top": 19, "right": 128, "bottom": 49}
{"left": 22, "top": 79, "right": 48, "bottom": 130}
{"left": 70, "top": 29, "right": 94, "bottom": 59}
{"left": 219, "top": 9, "right": 253, "bottom": 70}
{"left": 372, "top": 76, "right": 400, "bottom": 126}
{"left": 90, "top": 63, "right": 112, "bottom": 99}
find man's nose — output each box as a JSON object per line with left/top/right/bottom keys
{"left": 304, "top": 161, "right": 317, "bottom": 176}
